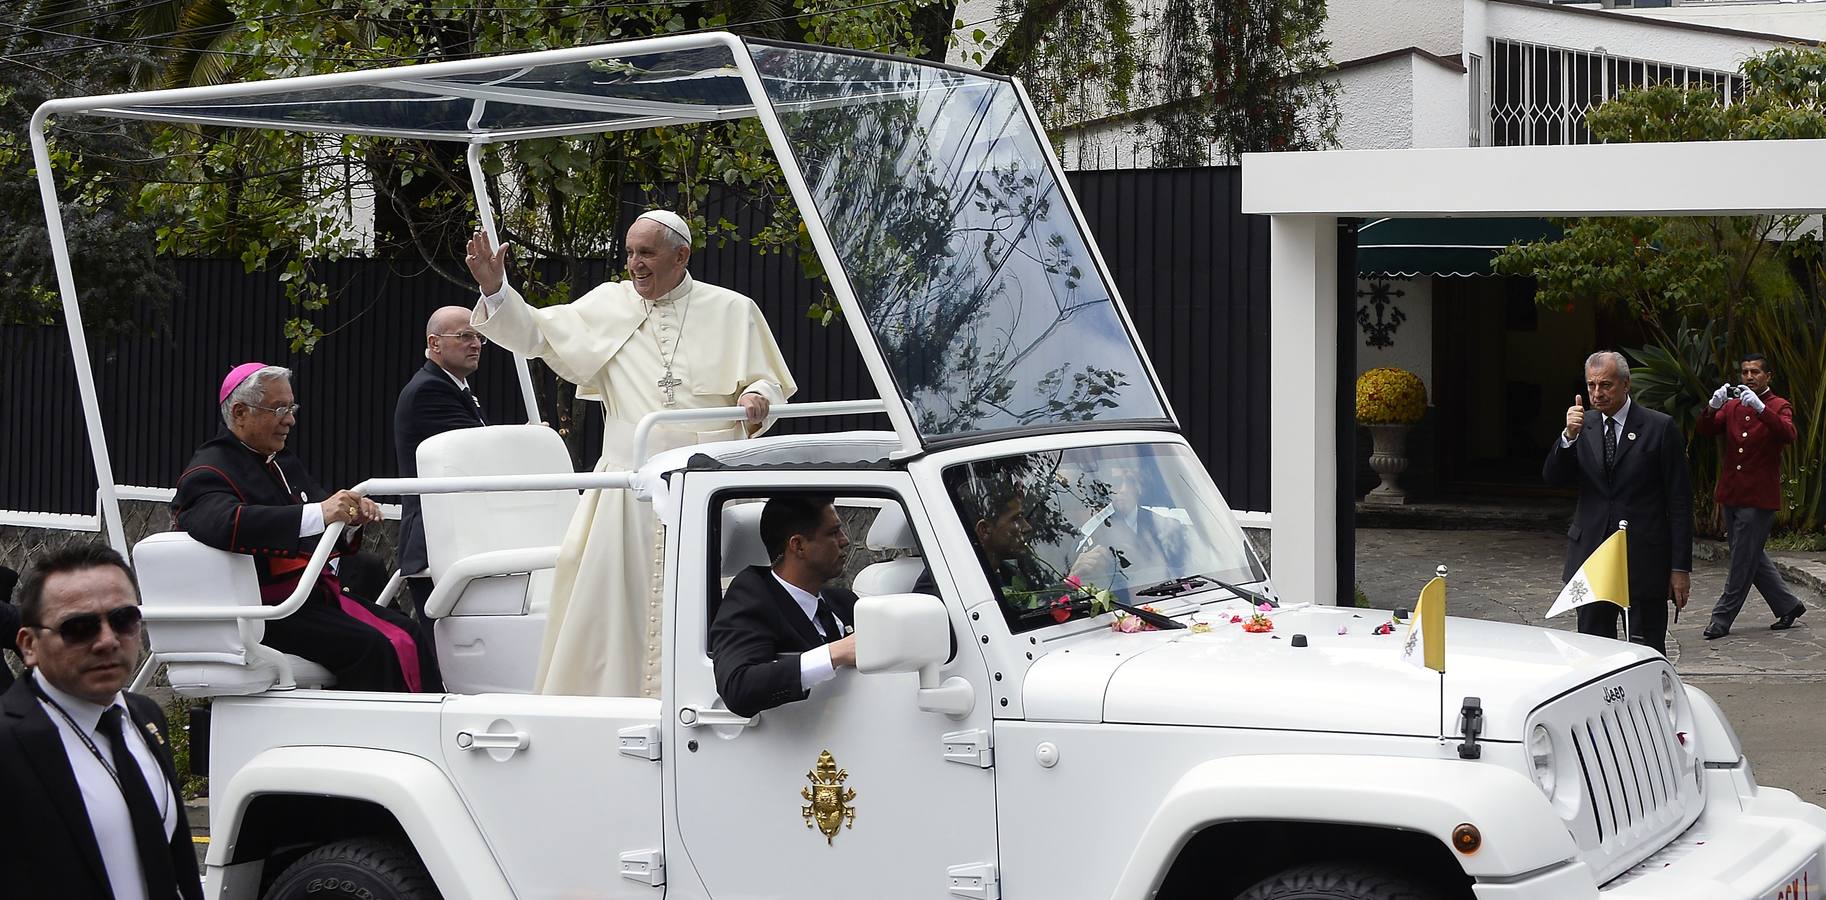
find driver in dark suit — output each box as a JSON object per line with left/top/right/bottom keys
{"left": 1544, "top": 351, "right": 1692, "bottom": 655}
{"left": 710, "top": 495, "right": 858, "bottom": 717}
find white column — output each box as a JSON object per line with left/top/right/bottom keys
{"left": 1269, "top": 214, "right": 1338, "bottom": 605}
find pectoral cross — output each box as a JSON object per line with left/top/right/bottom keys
{"left": 658, "top": 370, "right": 683, "bottom": 407}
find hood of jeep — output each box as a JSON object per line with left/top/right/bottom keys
{"left": 1020, "top": 604, "right": 1659, "bottom": 741}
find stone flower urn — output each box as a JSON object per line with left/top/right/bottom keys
{"left": 1364, "top": 423, "right": 1412, "bottom": 505}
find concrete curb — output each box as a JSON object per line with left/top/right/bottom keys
{"left": 1694, "top": 537, "right": 1826, "bottom": 600}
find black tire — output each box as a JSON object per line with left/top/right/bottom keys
{"left": 263, "top": 837, "right": 440, "bottom": 900}
{"left": 1236, "top": 862, "right": 1445, "bottom": 900}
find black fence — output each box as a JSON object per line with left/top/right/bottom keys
{"left": 1, "top": 166, "right": 1272, "bottom": 517}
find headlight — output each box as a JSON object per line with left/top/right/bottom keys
{"left": 1528, "top": 723, "right": 1556, "bottom": 796}
{"left": 1661, "top": 670, "right": 1678, "bottom": 717}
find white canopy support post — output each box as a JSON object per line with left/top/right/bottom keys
{"left": 727, "top": 40, "right": 924, "bottom": 457}
{"left": 1269, "top": 214, "right": 1339, "bottom": 607}
{"left": 31, "top": 110, "right": 127, "bottom": 553}
{"left": 465, "top": 137, "right": 540, "bottom": 424}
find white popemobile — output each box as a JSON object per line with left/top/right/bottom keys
{"left": 29, "top": 33, "right": 1826, "bottom": 900}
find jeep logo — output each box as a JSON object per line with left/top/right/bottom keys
{"left": 1603, "top": 686, "right": 1627, "bottom": 704}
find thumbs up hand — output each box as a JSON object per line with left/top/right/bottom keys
{"left": 1564, "top": 395, "right": 1586, "bottom": 441}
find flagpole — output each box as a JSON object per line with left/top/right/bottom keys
{"left": 1618, "top": 520, "right": 1630, "bottom": 644}
{"left": 1437, "top": 564, "right": 1448, "bottom": 744}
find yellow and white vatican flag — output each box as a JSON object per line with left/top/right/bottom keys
{"left": 1547, "top": 522, "right": 1630, "bottom": 619}
{"left": 1400, "top": 569, "right": 1447, "bottom": 674}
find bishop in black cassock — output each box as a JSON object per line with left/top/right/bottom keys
{"left": 174, "top": 364, "right": 440, "bottom": 692}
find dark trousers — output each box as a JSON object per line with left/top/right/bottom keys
{"left": 1584, "top": 591, "right": 1672, "bottom": 657}
{"left": 1708, "top": 505, "right": 1803, "bottom": 631}
{"left": 264, "top": 587, "right": 444, "bottom": 693}
{"left": 405, "top": 576, "right": 434, "bottom": 623}
{"left": 1577, "top": 571, "right": 1671, "bottom": 656}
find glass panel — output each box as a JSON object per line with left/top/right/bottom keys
{"left": 943, "top": 444, "right": 1263, "bottom": 633}
{"left": 115, "top": 47, "right": 747, "bottom": 135}
{"left": 752, "top": 45, "right": 1168, "bottom": 440}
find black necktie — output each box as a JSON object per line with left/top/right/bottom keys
{"left": 1603, "top": 417, "right": 1618, "bottom": 474}
{"left": 814, "top": 597, "right": 844, "bottom": 644}
{"left": 98, "top": 706, "right": 177, "bottom": 900}
{"left": 461, "top": 386, "right": 486, "bottom": 425}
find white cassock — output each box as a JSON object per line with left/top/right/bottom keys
{"left": 473, "top": 273, "right": 795, "bottom": 697}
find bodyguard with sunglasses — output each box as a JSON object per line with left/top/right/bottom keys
{"left": 0, "top": 545, "right": 205, "bottom": 900}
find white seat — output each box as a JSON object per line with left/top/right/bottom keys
{"left": 852, "top": 504, "right": 928, "bottom": 597}
{"left": 133, "top": 531, "right": 335, "bottom": 697}
{"left": 419, "top": 424, "right": 580, "bottom": 694}
{"left": 720, "top": 501, "right": 771, "bottom": 581}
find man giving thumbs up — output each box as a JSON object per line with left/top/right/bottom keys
{"left": 1544, "top": 351, "right": 1692, "bottom": 655}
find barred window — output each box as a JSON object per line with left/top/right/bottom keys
{"left": 1488, "top": 38, "right": 1744, "bottom": 147}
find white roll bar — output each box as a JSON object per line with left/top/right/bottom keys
{"left": 630, "top": 398, "right": 888, "bottom": 463}
{"left": 138, "top": 470, "right": 636, "bottom": 622}
{"left": 139, "top": 399, "right": 883, "bottom": 624}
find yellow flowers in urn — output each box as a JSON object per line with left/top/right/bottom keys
{"left": 1356, "top": 367, "right": 1427, "bottom": 425}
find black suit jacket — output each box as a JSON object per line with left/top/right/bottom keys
{"left": 1544, "top": 402, "right": 1693, "bottom": 590}
{"left": 710, "top": 566, "right": 857, "bottom": 718}
{"left": 394, "top": 360, "right": 486, "bottom": 575}
{"left": 0, "top": 673, "right": 204, "bottom": 900}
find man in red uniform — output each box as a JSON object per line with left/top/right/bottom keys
{"left": 1698, "top": 353, "right": 1805, "bottom": 639}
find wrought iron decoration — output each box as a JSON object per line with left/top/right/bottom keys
{"left": 1356, "top": 280, "right": 1407, "bottom": 349}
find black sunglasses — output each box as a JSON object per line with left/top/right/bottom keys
{"left": 33, "top": 606, "right": 143, "bottom": 644}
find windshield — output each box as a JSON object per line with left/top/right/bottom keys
{"left": 943, "top": 444, "right": 1263, "bottom": 632}
{"left": 751, "top": 44, "right": 1169, "bottom": 443}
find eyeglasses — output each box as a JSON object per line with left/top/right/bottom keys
{"left": 433, "top": 331, "right": 489, "bottom": 346}
{"left": 31, "top": 605, "right": 143, "bottom": 644}
{"left": 246, "top": 402, "right": 301, "bottom": 417}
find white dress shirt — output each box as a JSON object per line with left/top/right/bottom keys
{"left": 36, "top": 678, "right": 181, "bottom": 900}
{"left": 771, "top": 572, "right": 843, "bottom": 690}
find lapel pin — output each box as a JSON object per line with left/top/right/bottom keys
{"left": 143, "top": 721, "right": 165, "bottom": 746}
{"left": 1627, "top": 433, "right": 1636, "bottom": 441}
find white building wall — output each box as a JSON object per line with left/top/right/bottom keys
{"left": 1486, "top": 1, "right": 1791, "bottom": 72}
{"left": 1622, "top": 3, "right": 1826, "bottom": 43}
{"left": 1335, "top": 57, "right": 1418, "bottom": 151}
{"left": 1328, "top": 0, "right": 1465, "bottom": 61}
{"left": 1411, "top": 57, "right": 1470, "bottom": 148}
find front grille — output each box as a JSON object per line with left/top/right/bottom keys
{"left": 1567, "top": 691, "right": 1683, "bottom": 846}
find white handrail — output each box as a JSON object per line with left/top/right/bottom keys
{"left": 355, "top": 471, "right": 636, "bottom": 498}
{"left": 630, "top": 398, "right": 888, "bottom": 464}
{"left": 140, "top": 470, "right": 637, "bottom": 622}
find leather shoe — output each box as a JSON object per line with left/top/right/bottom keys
{"left": 1772, "top": 603, "right": 1806, "bottom": 630}
{"left": 1702, "top": 627, "right": 1729, "bottom": 640}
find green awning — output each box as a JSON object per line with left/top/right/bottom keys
{"left": 1356, "top": 217, "right": 1562, "bottom": 277}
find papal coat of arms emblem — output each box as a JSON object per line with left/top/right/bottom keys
{"left": 800, "top": 749, "right": 857, "bottom": 845}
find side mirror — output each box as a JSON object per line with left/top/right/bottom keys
{"left": 854, "top": 593, "right": 974, "bottom": 718}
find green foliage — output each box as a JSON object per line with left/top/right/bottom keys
{"left": 1767, "top": 531, "right": 1826, "bottom": 552}
{"left": 1494, "top": 46, "right": 1826, "bottom": 532}
{"left": 0, "top": 4, "right": 182, "bottom": 334}
{"left": 162, "top": 695, "right": 209, "bottom": 800}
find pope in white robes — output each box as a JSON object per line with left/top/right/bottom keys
{"left": 465, "top": 210, "right": 796, "bottom": 697}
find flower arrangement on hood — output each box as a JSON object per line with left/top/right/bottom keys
{"left": 1355, "top": 367, "right": 1427, "bottom": 425}
{"left": 1047, "top": 574, "right": 1119, "bottom": 624}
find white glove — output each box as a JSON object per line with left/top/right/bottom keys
{"left": 1738, "top": 385, "right": 1766, "bottom": 413}
{"left": 1709, "top": 383, "right": 1731, "bottom": 409}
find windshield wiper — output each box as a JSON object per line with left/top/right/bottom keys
{"left": 1135, "top": 575, "right": 1211, "bottom": 598}
{"left": 1210, "top": 577, "right": 1277, "bottom": 608}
